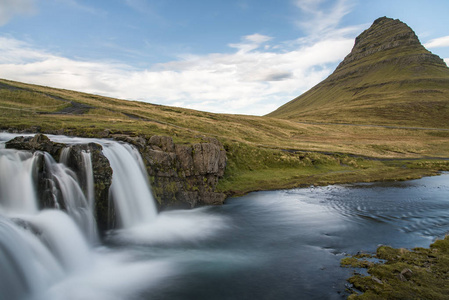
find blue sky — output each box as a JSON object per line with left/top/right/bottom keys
{"left": 1, "top": 0, "right": 448, "bottom": 115}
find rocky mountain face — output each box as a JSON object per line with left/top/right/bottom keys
{"left": 337, "top": 17, "right": 443, "bottom": 68}
{"left": 333, "top": 17, "right": 447, "bottom": 81}
{"left": 268, "top": 17, "right": 449, "bottom": 128}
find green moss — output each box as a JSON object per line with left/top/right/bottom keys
{"left": 341, "top": 257, "right": 374, "bottom": 268}
{"left": 343, "top": 236, "right": 449, "bottom": 299}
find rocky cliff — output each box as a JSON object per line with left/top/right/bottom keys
{"left": 5, "top": 133, "right": 227, "bottom": 229}
{"left": 334, "top": 16, "right": 447, "bottom": 78}
{"left": 112, "top": 134, "right": 227, "bottom": 209}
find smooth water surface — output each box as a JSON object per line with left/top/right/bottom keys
{"left": 108, "top": 174, "right": 449, "bottom": 300}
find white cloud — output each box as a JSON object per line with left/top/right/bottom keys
{"left": 294, "top": 0, "right": 354, "bottom": 34}
{"left": 444, "top": 58, "right": 449, "bottom": 66}
{"left": 245, "top": 33, "right": 272, "bottom": 44}
{"left": 0, "top": 0, "right": 360, "bottom": 116}
{"left": 0, "top": 0, "right": 362, "bottom": 118}
{"left": 424, "top": 35, "right": 449, "bottom": 49}
{"left": 0, "top": 32, "right": 355, "bottom": 115}
{"left": 228, "top": 33, "right": 273, "bottom": 54}
{"left": 0, "top": 0, "right": 36, "bottom": 26}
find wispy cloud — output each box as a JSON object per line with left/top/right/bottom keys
{"left": 424, "top": 35, "right": 449, "bottom": 49}
{"left": 229, "top": 33, "right": 273, "bottom": 54}
{"left": 294, "top": 0, "right": 355, "bottom": 34}
{"left": 123, "top": 0, "right": 164, "bottom": 22}
{"left": 0, "top": 0, "right": 36, "bottom": 26}
{"left": 0, "top": 1, "right": 360, "bottom": 115}
{"left": 0, "top": 30, "right": 355, "bottom": 115}
{"left": 54, "top": 0, "right": 106, "bottom": 16}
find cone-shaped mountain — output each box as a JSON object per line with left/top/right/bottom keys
{"left": 267, "top": 17, "right": 449, "bottom": 128}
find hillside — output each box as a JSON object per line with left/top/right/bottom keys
{"left": 267, "top": 17, "right": 449, "bottom": 128}
{"left": 2, "top": 17, "right": 449, "bottom": 196}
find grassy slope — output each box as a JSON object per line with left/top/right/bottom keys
{"left": 268, "top": 18, "right": 449, "bottom": 128}
{"left": 1, "top": 78, "right": 449, "bottom": 196}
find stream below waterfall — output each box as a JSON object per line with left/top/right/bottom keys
{"left": 1, "top": 133, "right": 449, "bottom": 300}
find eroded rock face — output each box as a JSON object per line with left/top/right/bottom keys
{"left": 336, "top": 16, "right": 447, "bottom": 71}
{"left": 108, "top": 133, "right": 227, "bottom": 208}
{"left": 137, "top": 135, "right": 227, "bottom": 209}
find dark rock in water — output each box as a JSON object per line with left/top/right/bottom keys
{"left": 6, "top": 134, "right": 65, "bottom": 159}
{"left": 11, "top": 218, "right": 42, "bottom": 236}
{"left": 108, "top": 134, "right": 228, "bottom": 209}
{"left": 61, "top": 143, "right": 114, "bottom": 232}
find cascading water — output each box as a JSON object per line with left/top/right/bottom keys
{"left": 42, "top": 152, "right": 98, "bottom": 243}
{"left": 81, "top": 150, "right": 95, "bottom": 210}
{"left": 50, "top": 136, "right": 158, "bottom": 228}
{"left": 0, "top": 133, "right": 165, "bottom": 300}
{"left": 0, "top": 150, "right": 39, "bottom": 215}
{"left": 101, "top": 142, "right": 157, "bottom": 228}
{"left": 0, "top": 216, "right": 63, "bottom": 300}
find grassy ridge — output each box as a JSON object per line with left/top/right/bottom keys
{"left": 1, "top": 78, "right": 449, "bottom": 196}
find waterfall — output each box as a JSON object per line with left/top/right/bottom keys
{"left": 0, "top": 149, "right": 39, "bottom": 215}
{"left": 49, "top": 135, "right": 158, "bottom": 228}
{"left": 0, "top": 133, "right": 159, "bottom": 233}
{"left": 101, "top": 142, "right": 157, "bottom": 228}
{"left": 0, "top": 133, "right": 160, "bottom": 299}
{"left": 42, "top": 152, "right": 98, "bottom": 243}
{"left": 81, "top": 150, "right": 95, "bottom": 210}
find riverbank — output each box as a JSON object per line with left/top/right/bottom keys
{"left": 342, "top": 235, "right": 449, "bottom": 299}
{"left": 217, "top": 140, "right": 449, "bottom": 197}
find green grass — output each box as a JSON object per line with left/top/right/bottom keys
{"left": 216, "top": 140, "right": 449, "bottom": 196}
{"left": 0, "top": 89, "right": 70, "bottom": 113}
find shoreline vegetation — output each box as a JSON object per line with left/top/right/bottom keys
{"left": 341, "top": 235, "right": 449, "bottom": 299}
{"left": 2, "top": 78, "right": 449, "bottom": 299}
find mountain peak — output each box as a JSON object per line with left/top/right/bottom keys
{"left": 338, "top": 17, "right": 421, "bottom": 68}
{"left": 267, "top": 17, "right": 449, "bottom": 128}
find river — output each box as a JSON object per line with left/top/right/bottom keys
{"left": 1, "top": 133, "right": 449, "bottom": 300}
{"left": 111, "top": 174, "right": 449, "bottom": 300}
